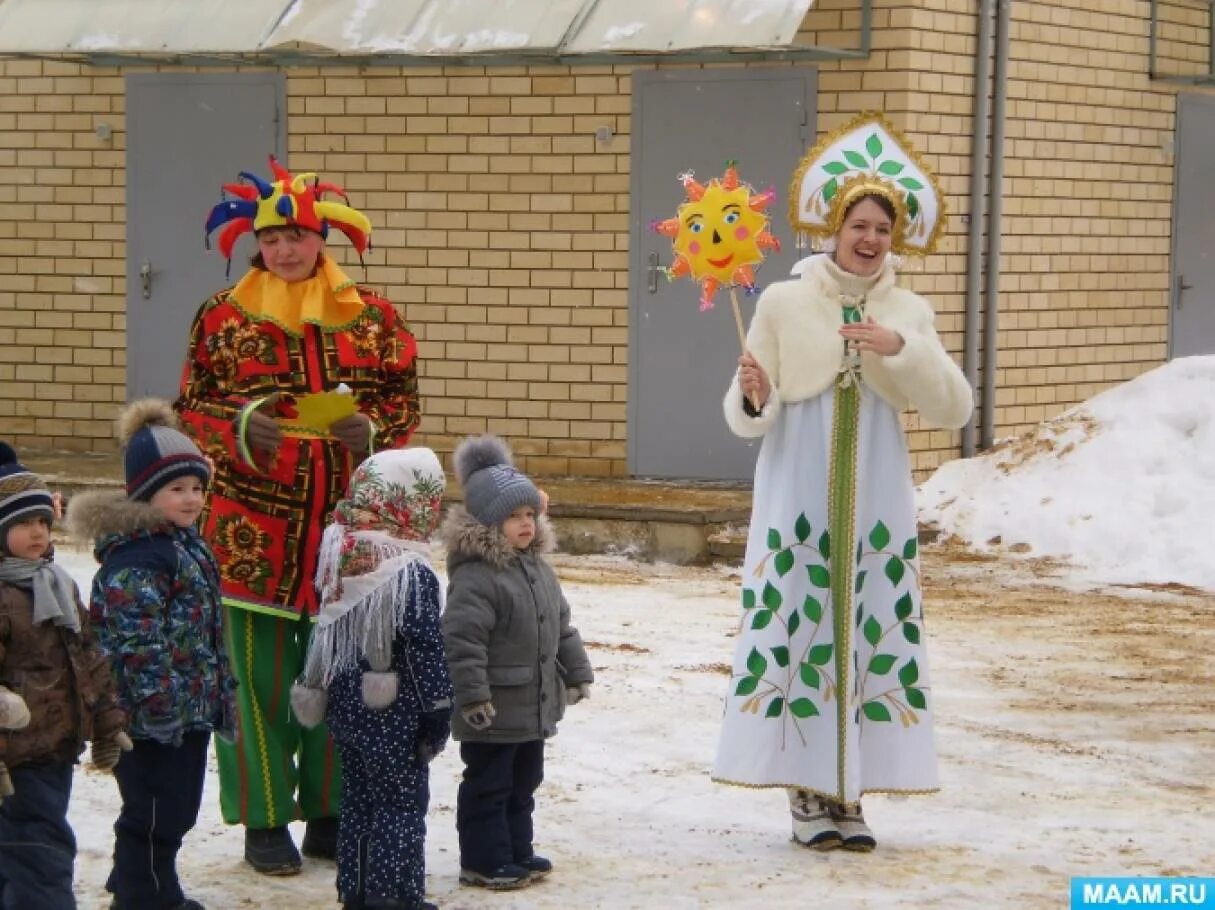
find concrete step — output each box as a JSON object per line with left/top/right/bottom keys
{"left": 22, "top": 449, "right": 753, "bottom": 565}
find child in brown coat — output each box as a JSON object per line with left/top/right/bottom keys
{"left": 0, "top": 442, "right": 129, "bottom": 908}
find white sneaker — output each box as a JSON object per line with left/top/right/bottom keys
{"left": 788, "top": 788, "right": 842, "bottom": 850}
{"left": 830, "top": 800, "right": 877, "bottom": 852}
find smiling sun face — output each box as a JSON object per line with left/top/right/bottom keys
{"left": 675, "top": 182, "right": 766, "bottom": 281}
{"left": 653, "top": 162, "right": 779, "bottom": 310}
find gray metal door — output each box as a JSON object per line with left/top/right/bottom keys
{"left": 126, "top": 73, "right": 285, "bottom": 400}
{"left": 1171, "top": 92, "right": 1215, "bottom": 357}
{"left": 629, "top": 69, "right": 815, "bottom": 480}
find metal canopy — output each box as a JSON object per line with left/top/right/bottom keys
{"left": 0, "top": 0, "right": 873, "bottom": 65}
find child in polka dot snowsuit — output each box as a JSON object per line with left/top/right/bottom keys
{"left": 292, "top": 448, "right": 453, "bottom": 910}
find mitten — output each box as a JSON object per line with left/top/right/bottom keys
{"left": 90, "top": 731, "right": 134, "bottom": 771}
{"left": 0, "top": 687, "right": 30, "bottom": 730}
{"left": 566, "top": 683, "right": 591, "bottom": 706}
{"left": 290, "top": 681, "right": 328, "bottom": 729}
{"left": 361, "top": 671, "right": 399, "bottom": 710}
{"left": 460, "top": 701, "right": 496, "bottom": 731}
{"left": 0, "top": 760, "right": 13, "bottom": 803}
{"left": 415, "top": 710, "right": 452, "bottom": 764}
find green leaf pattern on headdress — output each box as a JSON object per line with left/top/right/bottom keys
{"left": 788, "top": 111, "right": 947, "bottom": 256}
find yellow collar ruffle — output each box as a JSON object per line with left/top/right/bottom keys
{"left": 229, "top": 258, "right": 365, "bottom": 335}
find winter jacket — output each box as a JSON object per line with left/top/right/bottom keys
{"left": 439, "top": 509, "right": 592, "bottom": 744}
{"left": 322, "top": 562, "right": 454, "bottom": 757}
{"left": 0, "top": 575, "right": 126, "bottom": 768}
{"left": 723, "top": 254, "right": 974, "bottom": 436}
{"left": 67, "top": 492, "right": 238, "bottom": 747}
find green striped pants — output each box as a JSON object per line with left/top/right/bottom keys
{"left": 217, "top": 606, "right": 342, "bottom": 828}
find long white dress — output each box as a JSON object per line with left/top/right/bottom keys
{"left": 712, "top": 291, "right": 939, "bottom": 805}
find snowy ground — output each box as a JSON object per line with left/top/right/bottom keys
{"left": 919, "top": 356, "right": 1215, "bottom": 592}
{"left": 62, "top": 542, "right": 1215, "bottom": 910}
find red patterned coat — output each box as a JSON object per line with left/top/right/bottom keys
{"left": 175, "top": 285, "right": 420, "bottom": 620}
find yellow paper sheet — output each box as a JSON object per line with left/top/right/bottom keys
{"left": 279, "top": 391, "right": 358, "bottom": 437}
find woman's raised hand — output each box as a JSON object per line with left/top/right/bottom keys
{"left": 737, "top": 353, "right": 771, "bottom": 407}
{"left": 839, "top": 316, "right": 905, "bottom": 357}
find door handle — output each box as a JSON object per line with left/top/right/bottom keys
{"left": 1175, "top": 273, "right": 1193, "bottom": 310}
{"left": 139, "top": 261, "right": 153, "bottom": 299}
{"left": 647, "top": 251, "right": 663, "bottom": 294}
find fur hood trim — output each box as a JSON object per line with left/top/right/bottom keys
{"left": 438, "top": 504, "right": 555, "bottom": 570}
{"left": 65, "top": 489, "right": 170, "bottom": 544}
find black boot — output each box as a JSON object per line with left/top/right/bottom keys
{"left": 244, "top": 825, "right": 302, "bottom": 875}
{"left": 301, "top": 815, "right": 339, "bottom": 860}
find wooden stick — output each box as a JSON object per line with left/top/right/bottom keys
{"left": 730, "top": 287, "right": 762, "bottom": 411}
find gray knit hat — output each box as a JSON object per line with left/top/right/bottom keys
{"left": 453, "top": 435, "right": 542, "bottom": 527}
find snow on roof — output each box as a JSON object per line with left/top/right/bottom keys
{"left": 0, "top": 0, "right": 815, "bottom": 57}
{"left": 918, "top": 356, "right": 1215, "bottom": 592}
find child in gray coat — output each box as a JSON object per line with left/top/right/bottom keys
{"left": 439, "top": 435, "right": 593, "bottom": 891}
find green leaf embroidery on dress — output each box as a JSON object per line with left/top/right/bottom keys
{"left": 795, "top": 513, "right": 812, "bottom": 542}
{"left": 803, "top": 595, "right": 822, "bottom": 623}
{"left": 746, "top": 647, "right": 768, "bottom": 677}
{"left": 808, "top": 564, "right": 831, "bottom": 588}
{"left": 868, "top": 520, "right": 891, "bottom": 551}
{"left": 774, "top": 548, "right": 795, "bottom": 577}
{"left": 862, "top": 701, "right": 891, "bottom": 722}
{"left": 789, "top": 698, "right": 820, "bottom": 718}
{"left": 868, "top": 654, "right": 897, "bottom": 675}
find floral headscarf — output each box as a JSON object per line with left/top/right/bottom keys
{"left": 304, "top": 447, "right": 445, "bottom": 684}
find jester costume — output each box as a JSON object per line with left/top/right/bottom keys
{"left": 175, "top": 157, "right": 420, "bottom": 838}
{"left": 712, "top": 114, "right": 973, "bottom": 840}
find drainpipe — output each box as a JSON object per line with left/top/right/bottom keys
{"left": 981, "top": 0, "right": 1011, "bottom": 449}
{"left": 962, "top": 0, "right": 994, "bottom": 457}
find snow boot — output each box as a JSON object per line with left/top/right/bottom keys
{"left": 517, "top": 854, "right": 553, "bottom": 880}
{"left": 459, "top": 862, "right": 532, "bottom": 890}
{"left": 788, "top": 788, "right": 842, "bottom": 850}
{"left": 301, "top": 816, "right": 339, "bottom": 860}
{"left": 244, "top": 825, "right": 303, "bottom": 874}
{"left": 830, "top": 800, "right": 877, "bottom": 852}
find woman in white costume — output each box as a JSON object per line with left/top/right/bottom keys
{"left": 712, "top": 113, "right": 973, "bottom": 852}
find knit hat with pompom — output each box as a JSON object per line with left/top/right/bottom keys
{"left": 119, "top": 399, "right": 211, "bottom": 502}
{"left": 453, "top": 435, "right": 542, "bottom": 527}
{"left": 0, "top": 441, "right": 55, "bottom": 552}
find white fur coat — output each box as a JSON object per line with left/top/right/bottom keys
{"left": 723, "top": 256, "right": 973, "bottom": 436}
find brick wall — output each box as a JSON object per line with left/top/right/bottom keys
{"left": 0, "top": 0, "right": 1211, "bottom": 478}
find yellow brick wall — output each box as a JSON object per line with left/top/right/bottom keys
{"left": 0, "top": 0, "right": 1211, "bottom": 478}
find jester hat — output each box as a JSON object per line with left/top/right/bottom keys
{"left": 789, "top": 112, "right": 947, "bottom": 256}
{"left": 204, "top": 156, "right": 372, "bottom": 263}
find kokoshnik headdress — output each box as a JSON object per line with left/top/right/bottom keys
{"left": 789, "top": 112, "right": 947, "bottom": 256}
{"left": 204, "top": 156, "right": 373, "bottom": 269}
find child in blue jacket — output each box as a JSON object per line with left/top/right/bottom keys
{"left": 68, "top": 399, "right": 236, "bottom": 910}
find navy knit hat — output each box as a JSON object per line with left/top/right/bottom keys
{"left": 119, "top": 399, "right": 211, "bottom": 502}
{"left": 453, "top": 435, "right": 542, "bottom": 527}
{"left": 0, "top": 441, "right": 55, "bottom": 552}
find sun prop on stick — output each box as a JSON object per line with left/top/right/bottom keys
{"left": 651, "top": 161, "right": 779, "bottom": 408}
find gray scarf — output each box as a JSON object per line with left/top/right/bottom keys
{"left": 0, "top": 556, "right": 81, "bottom": 634}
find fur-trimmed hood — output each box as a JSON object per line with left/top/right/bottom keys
{"left": 65, "top": 489, "right": 176, "bottom": 557}
{"left": 437, "top": 504, "right": 556, "bottom": 571}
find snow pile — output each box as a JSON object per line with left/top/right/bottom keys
{"left": 918, "top": 356, "right": 1215, "bottom": 591}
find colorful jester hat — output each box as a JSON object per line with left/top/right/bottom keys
{"left": 652, "top": 161, "right": 780, "bottom": 311}
{"left": 204, "top": 156, "right": 372, "bottom": 265}
{"left": 789, "top": 111, "right": 947, "bottom": 256}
